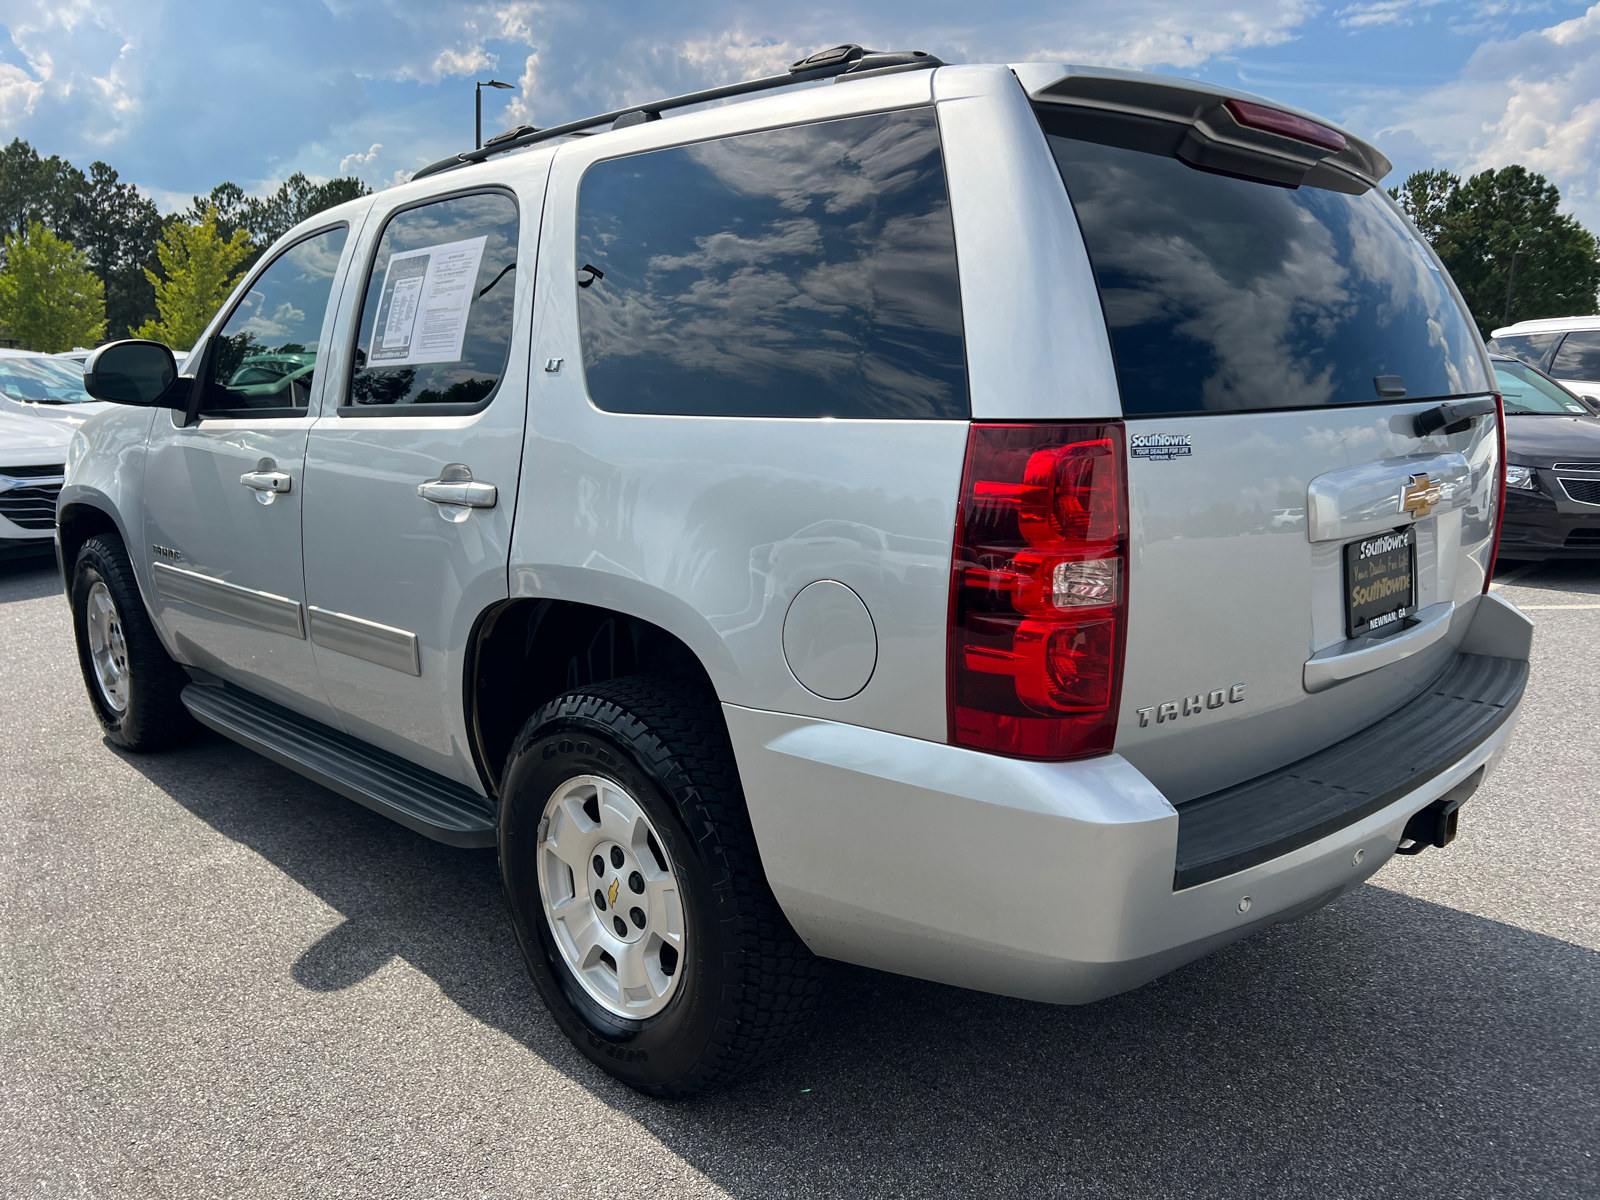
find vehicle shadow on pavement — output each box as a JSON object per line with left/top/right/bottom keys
{"left": 0, "top": 554, "right": 63, "bottom": 603}
{"left": 117, "top": 733, "right": 1597, "bottom": 1200}
{"left": 1494, "top": 558, "right": 1600, "bottom": 597}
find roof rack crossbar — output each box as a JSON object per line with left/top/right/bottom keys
{"left": 412, "top": 45, "right": 940, "bottom": 181}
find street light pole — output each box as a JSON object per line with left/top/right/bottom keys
{"left": 1503, "top": 240, "right": 1524, "bottom": 328}
{"left": 476, "top": 79, "right": 515, "bottom": 149}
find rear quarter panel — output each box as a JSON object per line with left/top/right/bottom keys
{"left": 511, "top": 73, "right": 975, "bottom": 741}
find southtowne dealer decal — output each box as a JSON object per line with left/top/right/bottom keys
{"left": 1130, "top": 433, "right": 1193, "bottom": 460}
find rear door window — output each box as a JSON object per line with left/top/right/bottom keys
{"left": 1549, "top": 332, "right": 1600, "bottom": 381}
{"left": 574, "top": 108, "right": 968, "bottom": 420}
{"left": 1039, "top": 109, "right": 1488, "bottom": 417}
{"left": 345, "top": 191, "right": 520, "bottom": 411}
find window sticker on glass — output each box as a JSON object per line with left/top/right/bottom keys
{"left": 368, "top": 236, "right": 487, "bottom": 368}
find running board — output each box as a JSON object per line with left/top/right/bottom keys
{"left": 180, "top": 682, "right": 497, "bottom": 848}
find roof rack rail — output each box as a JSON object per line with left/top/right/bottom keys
{"left": 412, "top": 44, "right": 943, "bottom": 181}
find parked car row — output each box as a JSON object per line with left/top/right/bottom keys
{"left": 1489, "top": 315, "right": 1600, "bottom": 408}
{"left": 1488, "top": 350, "right": 1600, "bottom": 559}
{"left": 0, "top": 349, "right": 105, "bottom": 560}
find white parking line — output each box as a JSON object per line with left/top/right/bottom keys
{"left": 1490, "top": 561, "right": 1545, "bottom": 589}
{"left": 1517, "top": 604, "right": 1600, "bottom": 609}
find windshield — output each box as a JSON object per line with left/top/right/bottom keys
{"left": 1493, "top": 361, "right": 1591, "bottom": 415}
{"left": 1039, "top": 109, "right": 1489, "bottom": 416}
{"left": 0, "top": 355, "right": 94, "bottom": 404}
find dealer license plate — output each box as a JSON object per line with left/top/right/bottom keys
{"left": 1344, "top": 528, "right": 1416, "bottom": 638}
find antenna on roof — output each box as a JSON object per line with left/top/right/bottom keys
{"left": 414, "top": 44, "right": 943, "bottom": 181}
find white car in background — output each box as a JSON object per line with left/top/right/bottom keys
{"left": 1488, "top": 316, "right": 1600, "bottom": 407}
{"left": 0, "top": 348, "right": 112, "bottom": 428}
{"left": 0, "top": 406, "right": 70, "bottom": 560}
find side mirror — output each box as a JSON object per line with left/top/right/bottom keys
{"left": 84, "top": 340, "right": 189, "bottom": 409}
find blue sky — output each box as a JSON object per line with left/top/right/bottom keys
{"left": 3, "top": 1, "right": 1599, "bottom": 223}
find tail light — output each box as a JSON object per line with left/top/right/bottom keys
{"left": 948, "top": 422, "right": 1129, "bottom": 759}
{"left": 1483, "top": 393, "right": 1506, "bottom": 592}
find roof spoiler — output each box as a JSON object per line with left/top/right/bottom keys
{"left": 1014, "top": 64, "right": 1391, "bottom": 194}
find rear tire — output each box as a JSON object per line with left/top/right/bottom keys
{"left": 70, "top": 533, "right": 196, "bottom": 751}
{"left": 498, "top": 675, "right": 821, "bottom": 1097}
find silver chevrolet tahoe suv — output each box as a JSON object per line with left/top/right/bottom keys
{"left": 60, "top": 47, "right": 1532, "bottom": 1097}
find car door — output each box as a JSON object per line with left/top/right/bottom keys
{"left": 142, "top": 219, "right": 363, "bottom": 723}
{"left": 301, "top": 180, "right": 540, "bottom": 786}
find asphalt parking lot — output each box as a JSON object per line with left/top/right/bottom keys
{"left": 1, "top": 549, "right": 1596, "bottom": 1200}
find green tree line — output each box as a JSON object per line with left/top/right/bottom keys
{"left": 1392, "top": 164, "right": 1599, "bottom": 337}
{"left": 0, "top": 139, "right": 368, "bottom": 352}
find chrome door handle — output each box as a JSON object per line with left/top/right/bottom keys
{"left": 418, "top": 464, "right": 497, "bottom": 509}
{"left": 241, "top": 459, "right": 291, "bottom": 506}
{"left": 240, "top": 471, "right": 291, "bottom": 493}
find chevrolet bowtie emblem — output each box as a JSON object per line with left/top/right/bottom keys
{"left": 607, "top": 877, "right": 620, "bottom": 907}
{"left": 1400, "top": 473, "right": 1442, "bottom": 520}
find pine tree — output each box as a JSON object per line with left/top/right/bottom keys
{"left": 132, "top": 209, "right": 253, "bottom": 348}
{"left": 0, "top": 221, "right": 107, "bottom": 352}
{"left": 185, "top": 173, "right": 369, "bottom": 274}
{"left": 1392, "top": 165, "right": 1600, "bottom": 335}
{"left": 69, "top": 162, "right": 164, "bottom": 339}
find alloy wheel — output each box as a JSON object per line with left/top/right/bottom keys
{"left": 85, "top": 579, "right": 130, "bottom": 713}
{"left": 536, "top": 774, "right": 686, "bottom": 1019}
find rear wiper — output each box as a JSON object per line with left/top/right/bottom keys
{"left": 1413, "top": 397, "right": 1497, "bottom": 437}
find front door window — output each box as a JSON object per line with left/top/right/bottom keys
{"left": 201, "top": 226, "right": 349, "bottom": 416}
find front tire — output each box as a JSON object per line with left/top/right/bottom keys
{"left": 499, "top": 676, "right": 821, "bottom": 1097}
{"left": 70, "top": 533, "right": 196, "bottom": 751}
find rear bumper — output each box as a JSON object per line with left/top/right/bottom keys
{"left": 729, "top": 608, "right": 1530, "bottom": 1006}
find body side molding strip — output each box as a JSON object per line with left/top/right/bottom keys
{"left": 152, "top": 561, "right": 305, "bottom": 639}
{"left": 307, "top": 606, "right": 421, "bottom": 676}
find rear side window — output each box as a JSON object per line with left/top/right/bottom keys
{"left": 575, "top": 108, "right": 968, "bottom": 419}
{"left": 1039, "top": 110, "right": 1488, "bottom": 416}
{"left": 346, "top": 191, "right": 520, "bottom": 410}
{"left": 1486, "top": 332, "right": 1561, "bottom": 370}
{"left": 1549, "top": 332, "right": 1600, "bottom": 381}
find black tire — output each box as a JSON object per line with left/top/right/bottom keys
{"left": 499, "top": 675, "right": 821, "bottom": 1097}
{"left": 70, "top": 532, "right": 196, "bottom": 751}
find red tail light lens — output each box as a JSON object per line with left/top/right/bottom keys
{"left": 1483, "top": 393, "right": 1506, "bottom": 592}
{"left": 949, "top": 423, "right": 1129, "bottom": 759}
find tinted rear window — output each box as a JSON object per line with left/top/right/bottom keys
{"left": 1486, "top": 331, "right": 1561, "bottom": 370}
{"left": 576, "top": 108, "right": 968, "bottom": 419}
{"left": 1040, "top": 111, "right": 1488, "bottom": 416}
{"left": 1549, "top": 331, "right": 1600, "bottom": 381}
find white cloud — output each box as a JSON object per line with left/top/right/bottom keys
{"left": 0, "top": 0, "right": 1346, "bottom": 199}
{"left": 1337, "top": 1, "right": 1416, "bottom": 28}
{"left": 339, "top": 142, "right": 383, "bottom": 174}
{"left": 0, "top": 62, "right": 44, "bottom": 123}
{"left": 1363, "top": 4, "right": 1600, "bottom": 227}
{"left": 1018, "top": 0, "right": 1319, "bottom": 69}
